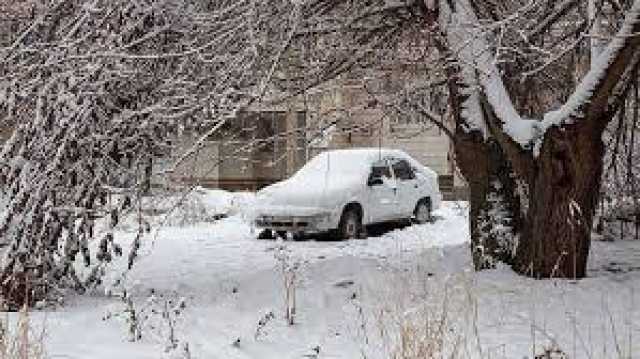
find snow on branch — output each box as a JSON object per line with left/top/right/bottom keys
{"left": 538, "top": 0, "right": 640, "bottom": 150}
{"left": 438, "top": 0, "right": 538, "bottom": 148}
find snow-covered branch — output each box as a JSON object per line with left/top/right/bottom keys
{"left": 540, "top": 0, "right": 640, "bottom": 137}
{"left": 438, "top": 0, "right": 538, "bottom": 147}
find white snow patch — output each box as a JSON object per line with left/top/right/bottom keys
{"left": 6, "top": 191, "right": 640, "bottom": 359}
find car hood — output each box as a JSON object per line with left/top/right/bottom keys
{"left": 256, "top": 174, "right": 363, "bottom": 213}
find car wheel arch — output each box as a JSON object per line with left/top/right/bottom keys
{"left": 417, "top": 197, "right": 432, "bottom": 210}
{"left": 336, "top": 202, "right": 365, "bottom": 240}
{"left": 413, "top": 197, "right": 432, "bottom": 223}
{"left": 341, "top": 202, "right": 364, "bottom": 221}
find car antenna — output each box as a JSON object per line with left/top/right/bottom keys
{"left": 377, "top": 121, "right": 383, "bottom": 160}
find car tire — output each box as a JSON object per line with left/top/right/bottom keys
{"left": 413, "top": 199, "right": 432, "bottom": 224}
{"left": 292, "top": 232, "right": 306, "bottom": 241}
{"left": 257, "top": 229, "right": 275, "bottom": 240}
{"left": 338, "top": 206, "right": 363, "bottom": 240}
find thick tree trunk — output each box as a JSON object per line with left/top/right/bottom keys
{"left": 457, "top": 124, "right": 602, "bottom": 278}
{"left": 513, "top": 123, "right": 604, "bottom": 278}
{"left": 453, "top": 131, "right": 490, "bottom": 269}
{"left": 454, "top": 131, "right": 523, "bottom": 270}
{"left": 437, "top": 42, "right": 525, "bottom": 271}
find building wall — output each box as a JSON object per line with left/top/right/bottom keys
{"left": 157, "top": 136, "right": 220, "bottom": 188}
{"left": 165, "top": 110, "right": 308, "bottom": 191}
{"left": 0, "top": 126, "right": 12, "bottom": 144}
{"left": 382, "top": 126, "right": 451, "bottom": 175}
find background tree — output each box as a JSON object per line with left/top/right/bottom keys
{"left": 0, "top": 0, "right": 306, "bottom": 308}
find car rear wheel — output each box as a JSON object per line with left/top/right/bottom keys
{"left": 414, "top": 199, "right": 432, "bottom": 224}
{"left": 338, "top": 207, "right": 363, "bottom": 240}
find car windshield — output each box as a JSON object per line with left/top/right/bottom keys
{"left": 292, "top": 151, "right": 376, "bottom": 180}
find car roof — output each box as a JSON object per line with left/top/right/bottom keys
{"left": 322, "top": 148, "right": 407, "bottom": 159}
{"left": 295, "top": 147, "right": 432, "bottom": 179}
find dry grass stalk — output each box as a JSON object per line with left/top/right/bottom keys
{"left": 0, "top": 305, "right": 45, "bottom": 359}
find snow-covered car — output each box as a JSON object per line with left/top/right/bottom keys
{"left": 254, "top": 148, "right": 442, "bottom": 240}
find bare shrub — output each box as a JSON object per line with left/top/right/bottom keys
{"left": 348, "top": 266, "right": 471, "bottom": 359}
{"left": 103, "top": 290, "right": 188, "bottom": 353}
{"left": 391, "top": 310, "right": 449, "bottom": 359}
{"left": 254, "top": 311, "right": 276, "bottom": 340}
{"left": 383, "top": 280, "right": 465, "bottom": 359}
{"left": 274, "top": 245, "right": 302, "bottom": 326}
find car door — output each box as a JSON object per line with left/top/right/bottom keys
{"left": 391, "top": 158, "right": 420, "bottom": 218}
{"left": 366, "top": 159, "right": 398, "bottom": 223}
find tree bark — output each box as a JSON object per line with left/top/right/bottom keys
{"left": 436, "top": 39, "right": 524, "bottom": 271}
{"left": 513, "top": 123, "right": 604, "bottom": 278}
{"left": 454, "top": 115, "right": 604, "bottom": 278}
{"left": 454, "top": 130, "right": 524, "bottom": 270}
{"left": 452, "top": 130, "right": 491, "bottom": 269}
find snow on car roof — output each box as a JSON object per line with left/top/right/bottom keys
{"left": 316, "top": 148, "right": 409, "bottom": 162}
{"left": 293, "top": 148, "right": 409, "bottom": 179}
{"left": 323, "top": 147, "right": 403, "bottom": 156}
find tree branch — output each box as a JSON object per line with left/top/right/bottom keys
{"left": 540, "top": 0, "right": 640, "bottom": 131}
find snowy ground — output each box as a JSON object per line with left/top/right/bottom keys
{"left": 4, "top": 191, "right": 640, "bottom": 358}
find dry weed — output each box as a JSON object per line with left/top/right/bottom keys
{"left": 0, "top": 305, "right": 45, "bottom": 359}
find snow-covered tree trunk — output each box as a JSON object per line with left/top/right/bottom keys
{"left": 454, "top": 133, "right": 523, "bottom": 270}
{"left": 438, "top": 52, "right": 522, "bottom": 270}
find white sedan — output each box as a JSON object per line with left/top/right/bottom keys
{"left": 254, "top": 148, "right": 442, "bottom": 240}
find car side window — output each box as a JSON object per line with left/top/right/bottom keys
{"left": 392, "top": 159, "right": 416, "bottom": 181}
{"left": 370, "top": 161, "right": 392, "bottom": 179}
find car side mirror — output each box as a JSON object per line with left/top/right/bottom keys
{"left": 367, "top": 176, "right": 384, "bottom": 186}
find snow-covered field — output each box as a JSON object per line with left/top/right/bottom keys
{"left": 5, "top": 191, "right": 640, "bottom": 359}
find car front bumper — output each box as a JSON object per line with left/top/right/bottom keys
{"left": 255, "top": 213, "right": 333, "bottom": 233}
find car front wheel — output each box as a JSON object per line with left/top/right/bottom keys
{"left": 257, "top": 229, "right": 275, "bottom": 240}
{"left": 338, "top": 207, "right": 363, "bottom": 240}
{"left": 414, "top": 199, "right": 432, "bottom": 224}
